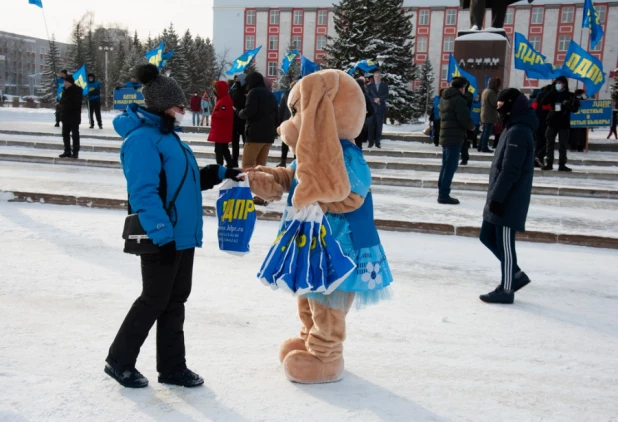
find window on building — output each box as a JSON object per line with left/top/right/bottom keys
{"left": 445, "top": 9, "right": 457, "bottom": 25}
{"left": 443, "top": 36, "right": 454, "bottom": 52}
{"left": 596, "top": 5, "right": 607, "bottom": 23}
{"left": 245, "top": 35, "right": 255, "bottom": 51}
{"left": 270, "top": 10, "right": 280, "bottom": 25}
{"left": 318, "top": 10, "right": 328, "bottom": 25}
{"left": 316, "top": 35, "right": 327, "bottom": 51}
{"left": 294, "top": 10, "right": 303, "bottom": 25}
{"left": 504, "top": 8, "right": 514, "bottom": 25}
{"left": 558, "top": 35, "right": 571, "bottom": 51}
{"left": 441, "top": 64, "right": 449, "bottom": 81}
{"left": 246, "top": 10, "right": 256, "bottom": 25}
{"left": 416, "top": 36, "right": 428, "bottom": 53}
{"left": 529, "top": 36, "right": 541, "bottom": 51}
{"left": 269, "top": 35, "right": 278, "bottom": 50}
{"left": 531, "top": 7, "right": 544, "bottom": 24}
{"left": 291, "top": 35, "right": 302, "bottom": 50}
{"left": 561, "top": 7, "right": 574, "bottom": 24}
{"left": 419, "top": 10, "right": 430, "bottom": 25}
{"left": 268, "top": 61, "right": 278, "bottom": 77}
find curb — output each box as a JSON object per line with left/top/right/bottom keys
{"left": 4, "top": 190, "right": 617, "bottom": 250}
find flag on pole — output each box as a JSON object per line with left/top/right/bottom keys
{"left": 160, "top": 50, "right": 174, "bottom": 69}
{"left": 348, "top": 59, "right": 378, "bottom": 75}
{"left": 28, "top": 0, "right": 43, "bottom": 8}
{"left": 513, "top": 32, "right": 561, "bottom": 80}
{"left": 582, "top": 0, "right": 604, "bottom": 50}
{"left": 300, "top": 56, "right": 320, "bottom": 77}
{"left": 145, "top": 41, "right": 170, "bottom": 70}
{"left": 226, "top": 47, "right": 262, "bottom": 75}
{"left": 561, "top": 40, "right": 606, "bottom": 96}
{"left": 447, "top": 54, "right": 478, "bottom": 97}
{"left": 281, "top": 50, "right": 300, "bottom": 75}
{"left": 72, "top": 65, "right": 89, "bottom": 96}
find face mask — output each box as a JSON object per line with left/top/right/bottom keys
{"left": 555, "top": 83, "right": 564, "bottom": 91}
{"left": 173, "top": 111, "right": 184, "bottom": 126}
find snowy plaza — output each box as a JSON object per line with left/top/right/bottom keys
{"left": 0, "top": 108, "right": 617, "bottom": 421}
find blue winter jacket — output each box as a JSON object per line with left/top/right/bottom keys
{"left": 483, "top": 95, "right": 538, "bottom": 232}
{"left": 87, "top": 80, "right": 101, "bottom": 101}
{"left": 114, "top": 104, "right": 213, "bottom": 250}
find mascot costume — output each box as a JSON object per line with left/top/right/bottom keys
{"left": 248, "top": 69, "right": 393, "bottom": 384}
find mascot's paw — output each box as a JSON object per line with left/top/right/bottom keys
{"left": 247, "top": 171, "right": 284, "bottom": 201}
{"left": 282, "top": 350, "right": 344, "bottom": 384}
{"left": 279, "top": 337, "right": 307, "bottom": 363}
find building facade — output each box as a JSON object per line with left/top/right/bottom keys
{"left": 212, "top": 0, "right": 618, "bottom": 99}
{"left": 0, "top": 31, "right": 72, "bottom": 97}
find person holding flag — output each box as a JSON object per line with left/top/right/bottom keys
{"left": 87, "top": 73, "right": 103, "bottom": 129}
{"left": 54, "top": 69, "right": 68, "bottom": 127}
{"left": 58, "top": 75, "right": 83, "bottom": 159}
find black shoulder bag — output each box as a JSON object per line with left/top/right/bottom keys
{"left": 122, "top": 140, "right": 189, "bottom": 255}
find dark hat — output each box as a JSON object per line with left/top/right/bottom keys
{"left": 135, "top": 64, "right": 186, "bottom": 113}
{"left": 60, "top": 69, "right": 68, "bottom": 75}
{"left": 554, "top": 76, "right": 568, "bottom": 85}
{"left": 451, "top": 77, "right": 468, "bottom": 89}
{"left": 497, "top": 88, "right": 521, "bottom": 104}
{"left": 497, "top": 88, "right": 526, "bottom": 117}
{"left": 64, "top": 75, "right": 75, "bottom": 84}
{"left": 87, "top": 73, "right": 95, "bottom": 79}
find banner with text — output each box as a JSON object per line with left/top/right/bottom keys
{"left": 113, "top": 88, "right": 145, "bottom": 110}
{"left": 570, "top": 99, "right": 612, "bottom": 128}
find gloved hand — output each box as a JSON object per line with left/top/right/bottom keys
{"left": 159, "top": 240, "right": 177, "bottom": 267}
{"left": 224, "top": 168, "right": 244, "bottom": 181}
{"left": 489, "top": 200, "right": 505, "bottom": 216}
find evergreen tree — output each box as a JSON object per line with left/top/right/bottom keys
{"left": 326, "top": 0, "right": 416, "bottom": 123}
{"left": 120, "top": 42, "right": 146, "bottom": 85}
{"left": 412, "top": 60, "right": 435, "bottom": 120}
{"left": 280, "top": 46, "right": 301, "bottom": 91}
{"left": 191, "top": 36, "right": 217, "bottom": 96}
{"left": 111, "top": 42, "right": 127, "bottom": 89}
{"left": 132, "top": 31, "right": 142, "bottom": 54}
{"left": 611, "top": 69, "right": 618, "bottom": 105}
{"left": 160, "top": 23, "right": 191, "bottom": 100}
{"left": 69, "top": 23, "right": 87, "bottom": 72}
{"left": 40, "top": 36, "right": 61, "bottom": 103}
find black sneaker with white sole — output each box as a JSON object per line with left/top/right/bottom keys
{"left": 513, "top": 271, "right": 531, "bottom": 292}
{"left": 104, "top": 363, "right": 149, "bottom": 388}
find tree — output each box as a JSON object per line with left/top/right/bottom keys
{"left": 159, "top": 23, "right": 191, "bottom": 100}
{"left": 412, "top": 60, "right": 435, "bottom": 120}
{"left": 69, "top": 22, "right": 87, "bottom": 72}
{"left": 190, "top": 36, "right": 217, "bottom": 96}
{"left": 111, "top": 42, "right": 127, "bottom": 89}
{"left": 40, "top": 36, "right": 61, "bottom": 103}
{"left": 326, "top": 0, "right": 416, "bottom": 123}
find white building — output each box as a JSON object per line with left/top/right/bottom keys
{"left": 212, "top": 0, "right": 618, "bottom": 98}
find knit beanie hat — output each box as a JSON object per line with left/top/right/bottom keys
{"left": 497, "top": 88, "right": 523, "bottom": 116}
{"left": 135, "top": 64, "right": 186, "bottom": 113}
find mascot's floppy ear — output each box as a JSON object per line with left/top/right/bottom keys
{"left": 292, "top": 70, "right": 359, "bottom": 208}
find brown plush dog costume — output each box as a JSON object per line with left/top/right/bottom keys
{"left": 248, "top": 69, "right": 366, "bottom": 384}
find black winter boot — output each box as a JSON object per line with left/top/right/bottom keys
{"left": 158, "top": 368, "right": 204, "bottom": 388}
{"left": 480, "top": 287, "right": 514, "bottom": 304}
{"left": 104, "top": 364, "right": 149, "bottom": 388}
{"left": 59, "top": 151, "right": 72, "bottom": 158}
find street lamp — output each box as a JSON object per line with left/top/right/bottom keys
{"left": 98, "top": 43, "right": 114, "bottom": 109}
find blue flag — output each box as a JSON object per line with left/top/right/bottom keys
{"left": 348, "top": 59, "right": 377, "bottom": 75}
{"left": 583, "top": 0, "right": 604, "bottom": 50}
{"left": 513, "top": 32, "right": 560, "bottom": 80}
{"left": 226, "top": 47, "right": 262, "bottom": 76}
{"left": 145, "top": 41, "right": 171, "bottom": 70}
{"left": 447, "top": 54, "right": 478, "bottom": 97}
{"left": 72, "top": 65, "right": 89, "bottom": 96}
{"left": 300, "top": 56, "right": 320, "bottom": 77}
{"left": 160, "top": 50, "right": 174, "bottom": 69}
{"left": 28, "top": 0, "right": 43, "bottom": 7}
{"left": 561, "top": 40, "right": 605, "bottom": 96}
{"left": 281, "top": 50, "right": 300, "bottom": 75}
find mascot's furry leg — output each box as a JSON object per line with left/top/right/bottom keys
{"left": 279, "top": 298, "right": 313, "bottom": 362}
{"left": 283, "top": 293, "right": 354, "bottom": 384}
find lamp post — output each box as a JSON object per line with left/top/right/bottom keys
{"left": 98, "top": 43, "right": 114, "bottom": 109}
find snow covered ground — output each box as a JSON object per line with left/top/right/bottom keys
{"left": 0, "top": 200, "right": 617, "bottom": 422}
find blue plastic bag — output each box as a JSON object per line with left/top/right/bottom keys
{"left": 258, "top": 208, "right": 301, "bottom": 287}
{"left": 216, "top": 177, "right": 256, "bottom": 255}
{"left": 320, "top": 214, "right": 356, "bottom": 293}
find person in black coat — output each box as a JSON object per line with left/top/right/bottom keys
{"left": 230, "top": 74, "right": 247, "bottom": 167}
{"left": 238, "top": 72, "right": 278, "bottom": 169}
{"left": 354, "top": 77, "right": 375, "bottom": 150}
{"left": 59, "top": 75, "right": 83, "bottom": 159}
{"left": 277, "top": 80, "right": 298, "bottom": 167}
{"left": 531, "top": 84, "right": 552, "bottom": 167}
{"left": 479, "top": 88, "right": 537, "bottom": 305}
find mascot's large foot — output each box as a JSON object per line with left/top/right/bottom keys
{"left": 283, "top": 350, "right": 344, "bottom": 384}
{"left": 279, "top": 337, "right": 307, "bottom": 363}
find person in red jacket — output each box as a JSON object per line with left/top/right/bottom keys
{"left": 208, "top": 81, "right": 234, "bottom": 167}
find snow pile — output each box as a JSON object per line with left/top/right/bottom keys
{"left": 455, "top": 32, "right": 507, "bottom": 42}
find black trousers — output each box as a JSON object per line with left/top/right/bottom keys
{"left": 215, "top": 142, "right": 233, "bottom": 167}
{"left": 89, "top": 99, "right": 102, "bottom": 127}
{"left": 433, "top": 120, "right": 441, "bottom": 146}
{"left": 534, "top": 124, "right": 547, "bottom": 162}
{"left": 62, "top": 120, "right": 80, "bottom": 154}
{"left": 55, "top": 108, "right": 62, "bottom": 124}
{"left": 232, "top": 117, "right": 245, "bottom": 166}
{"left": 545, "top": 126, "right": 569, "bottom": 167}
{"left": 281, "top": 141, "right": 290, "bottom": 160}
{"left": 470, "top": 0, "right": 508, "bottom": 28}
{"left": 480, "top": 221, "right": 521, "bottom": 291}
{"left": 106, "top": 248, "right": 195, "bottom": 374}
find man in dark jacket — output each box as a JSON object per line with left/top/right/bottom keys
{"left": 539, "top": 76, "right": 580, "bottom": 172}
{"left": 531, "top": 84, "right": 552, "bottom": 167}
{"left": 230, "top": 74, "right": 247, "bottom": 167}
{"left": 239, "top": 72, "right": 278, "bottom": 169}
{"left": 366, "top": 69, "right": 389, "bottom": 148}
{"left": 437, "top": 77, "right": 476, "bottom": 205}
{"left": 479, "top": 88, "right": 537, "bottom": 305}
{"left": 59, "top": 75, "right": 83, "bottom": 159}
{"left": 87, "top": 73, "right": 103, "bottom": 129}
{"left": 354, "top": 77, "right": 375, "bottom": 151}
{"left": 277, "top": 80, "right": 300, "bottom": 167}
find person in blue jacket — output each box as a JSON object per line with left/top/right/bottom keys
{"left": 54, "top": 69, "right": 68, "bottom": 127}
{"left": 87, "top": 73, "right": 103, "bottom": 129}
{"left": 428, "top": 91, "right": 443, "bottom": 147}
{"left": 479, "top": 88, "right": 537, "bottom": 305}
{"left": 125, "top": 77, "right": 142, "bottom": 90}
{"left": 105, "top": 63, "right": 242, "bottom": 389}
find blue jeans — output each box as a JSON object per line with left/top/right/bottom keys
{"left": 192, "top": 111, "right": 200, "bottom": 126}
{"left": 479, "top": 123, "right": 493, "bottom": 150}
{"left": 438, "top": 145, "right": 461, "bottom": 200}
{"left": 480, "top": 220, "right": 521, "bottom": 290}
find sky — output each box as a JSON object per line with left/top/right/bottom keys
{"left": 2, "top": 0, "right": 214, "bottom": 45}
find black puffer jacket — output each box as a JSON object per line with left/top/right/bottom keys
{"left": 239, "top": 72, "right": 278, "bottom": 143}
{"left": 439, "top": 87, "right": 475, "bottom": 147}
{"left": 483, "top": 94, "right": 538, "bottom": 232}
{"left": 539, "top": 82, "right": 580, "bottom": 129}
{"left": 60, "top": 83, "right": 83, "bottom": 124}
